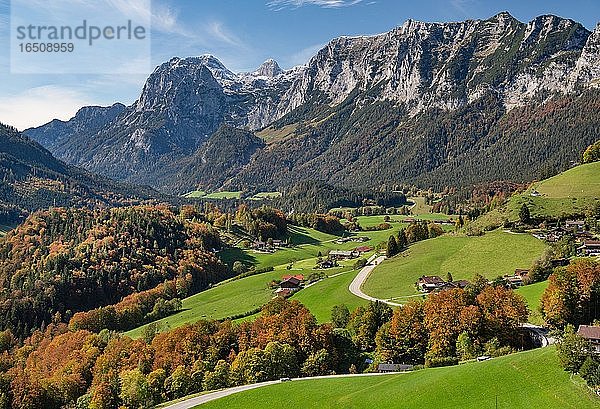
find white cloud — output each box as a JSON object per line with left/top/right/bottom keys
{"left": 287, "top": 42, "right": 326, "bottom": 67}
{"left": 267, "top": 0, "right": 364, "bottom": 10}
{"left": 0, "top": 86, "right": 96, "bottom": 130}
{"left": 204, "top": 21, "right": 244, "bottom": 47}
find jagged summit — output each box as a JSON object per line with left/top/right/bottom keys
{"left": 25, "top": 13, "right": 600, "bottom": 194}
{"left": 254, "top": 59, "right": 284, "bottom": 77}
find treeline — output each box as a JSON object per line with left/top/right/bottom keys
{"left": 271, "top": 180, "right": 407, "bottom": 214}
{"left": 544, "top": 259, "right": 600, "bottom": 393}
{"left": 69, "top": 277, "right": 187, "bottom": 333}
{"left": 0, "top": 299, "right": 365, "bottom": 409}
{"left": 287, "top": 213, "right": 345, "bottom": 235}
{"left": 0, "top": 282, "right": 530, "bottom": 409}
{"left": 0, "top": 205, "right": 227, "bottom": 339}
{"left": 541, "top": 259, "right": 600, "bottom": 329}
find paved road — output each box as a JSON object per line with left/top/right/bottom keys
{"left": 164, "top": 372, "right": 404, "bottom": 409}
{"left": 521, "top": 323, "right": 555, "bottom": 347}
{"left": 348, "top": 255, "right": 402, "bottom": 306}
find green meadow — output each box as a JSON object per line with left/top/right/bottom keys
{"left": 515, "top": 280, "right": 549, "bottom": 326}
{"left": 362, "top": 230, "right": 547, "bottom": 299}
{"left": 199, "top": 346, "right": 597, "bottom": 409}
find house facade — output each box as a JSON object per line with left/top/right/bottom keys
{"left": 577, "top": 325, "right": 600, "bottom": 354}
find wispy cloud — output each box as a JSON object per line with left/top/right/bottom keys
{"left": 205, "top": 21, "right": 244, "bottom": 47}
{"left": 267, "top": 0, "right": 365, "bottom": 11}
{"left": 0, "top": 86, "right": 96, "bottom": 130}
{"left": 286, "top": 42, "right": 326, "bottom": 67}
{"left": 450, "top": 0, "right": 477, "bottom": 17}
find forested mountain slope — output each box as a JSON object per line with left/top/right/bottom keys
{"left": 27, "top": 13, "right": 600, "bottom": 193}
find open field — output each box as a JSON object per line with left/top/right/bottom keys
{"left": 362, "top": 230, "right": 547, "bottom": 299}
{"left": 198, "top": 347, "right": 598, "bottom": 409}
{"left": 249, "top": 192, "right": 282, "bottom": 200}
{"left": 531, "top": 162, "right": 600, "bottom": 198}
{"left": 407, "top": 196, "right": 432, "bottom": 214}
{"left": 182, "top": 191, "right": 243, "bottom": 199}
{"left": 515, "top": 280, "right": 549, "bottom": 326}
{"left": 291, "top": 270, "right": 366, "bottom": 322}
{"left": 474, "top": 162, "right": 600, "bottom": 229}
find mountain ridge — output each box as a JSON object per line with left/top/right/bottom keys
{"left": 25, "top": 12, "right": 600, "bottom": 194}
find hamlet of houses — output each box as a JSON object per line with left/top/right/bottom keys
{"left": 533, "top": 220, "right": 599, "bottom": 257}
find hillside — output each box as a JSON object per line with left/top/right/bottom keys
{"left": 475, "top": 161, "right": 600, "bottom": 228}
{"left": 0, "top": 206, "right": 227, "bottom": 338}
{"left": 362, "top": 230, "right": 547, "bottom": 300}
{"left": 26, "top": 13, "right": 600, "bottom": 194}
{"left": 198, "top": 347, "right": 597, "bottom": 409}
{"left": 0, "top": 123, "right": 158, "bottom": 224}
{"left": 531, "top": 161, "right": 600, "bottom": 198}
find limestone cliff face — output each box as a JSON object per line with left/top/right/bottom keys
{"left": 26, "top": 13, "right": 600, "bottom": 192}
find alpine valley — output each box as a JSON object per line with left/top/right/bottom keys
{"left": 25, "top": 12, "right": 600, "bottom": 194}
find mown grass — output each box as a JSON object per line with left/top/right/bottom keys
{"left": 515, "top": 280, "right": 549, "bottom": 326}
{"left": 199, "top": 346, "right": 598, "bottom": 409}
{"left": 531, "top": 162, "right": 600, "bottom": 198}
{"left": 362, "top": 230, "right": 547, "bottom": 299}
{"left": 291, "top": 269, "right": 366, "bottom": 322}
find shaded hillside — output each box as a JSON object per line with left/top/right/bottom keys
{"left": 0, "top": 123, "right": 159, "bottom": 224}
{"left": 0, "top": 206, "right": 226, "bottom": 338}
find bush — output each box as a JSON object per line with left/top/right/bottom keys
{"left": 425, "top": 356, "right": 459, "bottom": 368}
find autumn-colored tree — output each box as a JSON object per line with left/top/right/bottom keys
{"left": 476, "top": 286, "right": 528, "bottom": 345}
{"left": 424, "top": 289, "right": 469, "bottom": 361}
{"left": 541, "top": 259, "right": 600, "bottom": 328}
{"left": 376, "top": 301, "right": 428, "bottom": 365}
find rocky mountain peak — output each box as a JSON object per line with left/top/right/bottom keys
{"left": 254, "top": 58, "right": 283, "bottom": 77}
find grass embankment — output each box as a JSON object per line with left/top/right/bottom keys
{"left": 515, "top": 280, "right": 549, "bottom": 326}
{"left": 475, "top": 162, "right": 600, "bottom": 229}
{"left": 198, "top": 346, "right": 597, "bottom": 409}
{"left": 362, "top": 230, "right": 547, "bottom": 300}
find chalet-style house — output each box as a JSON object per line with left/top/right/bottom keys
{"left": 565, "top": 220, "right": 585, "bottom": 232}
{"left": 329, "top": 250, "right": 359, "bottom": 260}
{"left": 578, "top": 241, "right": 600, "bottom": 257}
{"left": 416, "top": 275, "right": 471, "bottom": 292}
{"left": 577, "top": 325, "right": 600, "bottom": 354}
{"left": 443, "top": 279, "right": 471, "bottom": 290}
{"left": 279, "top": 276, "right": 302, "bottom": 292}
{"left": 416, "top": 275, "right": 445, "bottom": 292}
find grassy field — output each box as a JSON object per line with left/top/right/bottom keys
{"left": 182, "top": 191, "right": 243, "bottom": 199}
{"left": 515, "top": 280, "right": 549, "bottom": 326}
{"left": 407, "top": 196, "right": 433, "bottom": 214}
{"left": 474, "top": 163, "right": 600, "bottom": 229}
{"left": 249, "top": 192, "right": 282, "bottom": 200}
{"left": 199, "top": 347, "right": 598, "bottom": 409}
{"left": 532, "top": 162, "right": 600, "bottom": 198}
{"left": 362, "top": 230, "right": 547, "bottom": 299}
{"left": 291, "top": 270, "right": 366, "bottom": 322}
{"left": 125, "top": 260, "right": 356, "bottom": 338}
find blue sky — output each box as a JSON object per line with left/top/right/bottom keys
{"left": 0, "top": 0, "right": 599, "bottom": 129}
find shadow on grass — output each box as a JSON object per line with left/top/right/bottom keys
{"left": 218, "top": 247, "right": 257, "bottom": 267}
{"left": 288, "top": 227, "right": 322, "bottom": 245}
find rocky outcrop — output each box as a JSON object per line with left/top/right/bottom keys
{"left": 26, "top": 13, "right": 600, "bottom": 193}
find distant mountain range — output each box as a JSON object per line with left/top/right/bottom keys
{"left": 26, "top": 12, "right": 600, "bottom": 194}
{"left": 0, "top": 123, "right": 158, "bottom": 223}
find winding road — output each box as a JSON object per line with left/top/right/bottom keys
{"left": 348, "top": 254, "right": 402, "bottom": 306}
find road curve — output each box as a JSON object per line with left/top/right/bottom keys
{"left": 164, "top": 372, "right": 403, "bottom": 409}
{"left": 348, "top": 255, "right": 402, "bottom": 306}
